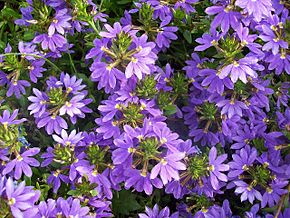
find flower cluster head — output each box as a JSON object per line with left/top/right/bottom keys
{"left": 0, "top": 42, "right": 47, "bottom": 98}
{"left": 86, "top": 22, "right": 157, "bottom": 93}
{"left": 28, "top": 73, "right": 92, "bottom": 134}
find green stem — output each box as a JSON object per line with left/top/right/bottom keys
{"left": 88, "top": 20, "right": 100, "bottom": 35}
{"left": 67, "top": 52, "right": 77, "bottom": 74}
{"left": 0, "top": 53, "right": 62, "bottom": 72}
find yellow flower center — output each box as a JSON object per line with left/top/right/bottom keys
{"left": 65, "top": 101, "right": 72, "bottom": 107}
{"left": 8, "top": 198, "right": 16, "bottom": 206}
{"left": 207, "top": 165, "right": 215, "bottom": 172}
{"left": 131, "top": 57, "right": 138, "bottom": 63}
{"left": 160, "top": 137, "right": 167, "bottom": 144}
{"left": 128, "top": 147, "right": 136, "bottom": 153}
{"left": 160, "top": 158, "right": 167, "bottom": 165}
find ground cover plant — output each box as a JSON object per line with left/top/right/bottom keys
{"left": 0, "top": 0, "right": 289, "bottom": 217}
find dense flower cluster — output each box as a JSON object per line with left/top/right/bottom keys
{"left": 0, "top": 0, "right": 289, "bottom": 217}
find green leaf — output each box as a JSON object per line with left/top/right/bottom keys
{"left": 67, "top": 190, "right": 81, "bottom": 196}
{"left": 23, "top": 30, "right": 35, "bottom": 41}
{"left": 24, "top": 176, "right": 31, "bottom": 186}
{"left": 117, "top": 0, "right": 132, "bottom": 5}
{"left": 1, "top": 7, "right": 21, "bottom": 19}
{"left": 112, "top": 190, "right": 141, "bottom": 215}
{"left": 164, "top": 104, "right": 177, "bottom": 116}
{"left": 183, "top": 30, "right": 192, "bottom": 44}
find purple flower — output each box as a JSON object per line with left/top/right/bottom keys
{"left": 5, "top": 178, "right": 40, "bottom": 218}
{"left": 235, "top": 0, "right": 273, "bottom": 22}
{"left": 3, "top": 148, "right": 40, "bottom": 180}
{"left": 52, "top": 129, "right": 83, "bottom": 146}
{"left": 174, "top": 0, "right": 197, "bottom": 14}
{"left": 218, "top": 56, "right": 263, "bottom": 83}
{"left": 36, "top": 113, "right": 68, "bottom": 135}
{"left": 35, "top": 199, "right": 57, "bottom": 218}
{"left": 47, "top": 170, "right": 69, "bottom": 193}
{"left": 112, "top": 134, "right": 135, "bottom": 165}
{"left": 199, "top": 69, "right": 233, "bottom": 95}
{"left": 100, "top": 22, "right": 134, "bottom": 38}
{"left": 125, "top": 34, "right": 157, "bottom": 79}
{"left": 150, "top": 152, "right": 186, "bottom": 185}
{"left": 0, "top": 109, "right": 26, "bottom": 128}
{"left": 261, "top": 181, "right": 288, "bottom": 208}
{"left": 156, "top": 17, "right": 178, "bottom": 49}
{"left": 235, "top": 24, "right": 263, "bottom": 55}
{"left": 124, "top": 169, "right": 163, "bottom": 195}
{"left": 18, "top": 41, "right": 39, "bottom": 60}
{"left": 60, "top": 72, "right": 87, "bottom": 94}
{"left": 48, "top": 9, "right": 71, "bottom": 35}
{"left": 15, "top": 6, "right": 34, "bottom": 26}
{"left": 90, "top": 62, "right": 125, "bottom": 92}
{"left": 205, "top": 5, "right": 240, "bottom": 32}
{"left": 0, "top": 70, "right": 9, "bottom": 86}
{"left": 28, "top": 88, "right": 48, "bottom": 116}
{"left": 153, "top": 122, "right": 182, "bottom": 151}
{"left": 139, "top": 204, "right": 178, "bottom": 218}
{"left": 194, "top": 31, "right": 222, "bottom": 51}
{"left": 7, "top": 80, "right": 30, "bottom": 99}
{"left": 216, "top": 99, "right": 248, "bottom": 118}
{"left": 234, "top": 180, "right": 262, "bottom": 204}
{"left": 208, "top": 147, "right": 229, "bottom": 190}
{"left": 28, "top": 59, "right": 46, "bottom": 83}
{"left": 231, "top": 124, "right": 255, "bottom": 149}
{"left": 59, "top": 94, "right": 86, "bottom": 117}
{"left": 190, "top": 129, "right": 219, "bottom": 146}
{"left": 265, "top": 52, "right": 290, "bottom": 75}
{"left": 96, "top": 118, "right": 121, "bottom": 139}
{"left": 228, "top": 145, "right": 257, "bottom": 178}
{"left": 33, "top": 33, "right": 67, "bottom": 52}
{"left": 56, "top": 197, "right": 90, "bottom": 218}
{"left": 259, "top": 24, "right": 288, "bottom": 55}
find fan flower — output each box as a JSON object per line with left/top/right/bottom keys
{"left": 2, "top": 148, "right": 40, "bottom": 180}
{"left": 150, "top": 152, "right": 186, "bottom": 185}
{"left": 208, "top": 147, "right": 229, "bottom": 190}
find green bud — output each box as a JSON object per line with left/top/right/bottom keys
{"left": 157, "top": 91, "right": 173, "bottom": 113}
{"left": 0, "top": 124, "right": 19, "bottom": 149}
{"left": 249, "top": 165, "right": 271, "bottom": 187}
{"left": 219, "top": 36, "right": 243, "bottom": 61}
{"left": 196, "top": 102, "right": 218, "bottom": 121}
{"left": 70, "top": 178, "right": 97, "bottom": 198}
{"left": 140, "top": 3, "right": 155, "bottom": 28}
{"left": 115, "top": 32, "right": 133, "bottom": 55}
{"left": 53, "top": 144, "right": 73, "bottom": 165}
{"left": 48, "top": 87, "right": 65, "bottom": 106}
{"left": 188, "top": 155, "right": 209, "bottom": 180}
{"left": 139, "top": 137, "right": 160, "bottom": 160}
{"left": 186, "top": 194, "right": 213, "bottom": 214}
{"left": 122, "top": 103, "right": 144, "bottom": 128}
{"left": 171, "top": 72, "right": 189, "bottom": 97}
{"left": 136, "top": 75, "right": 158, "bottom": 99}
{"left": 86, "top": 144, "right": 110, "bottom": 167}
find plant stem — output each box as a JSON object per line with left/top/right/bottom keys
{"left": 67, "top": 52, "right": 77, "bottom": 74}
{"left": 0, "top": 53, "right": 62, "bottom": 72}
{"left": 274, "top": 184, "right": 290, "bottom": 218}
